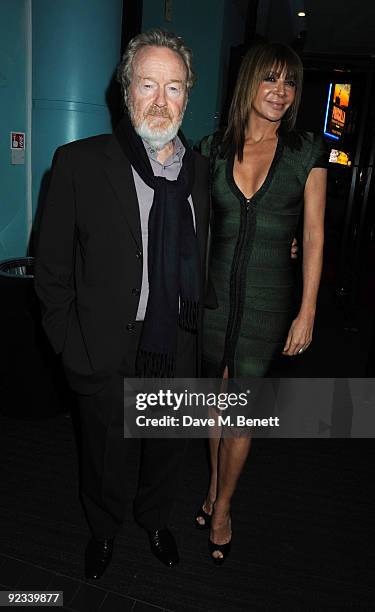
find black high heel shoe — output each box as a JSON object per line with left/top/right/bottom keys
{"left": 208, "top": 515, "right": 232, "bottom": 566}
{"left": 208, "top": 537, "right": 232, "bottom": 566}
{"left": 194, "top": 504, "right": 212, "bottom": 530}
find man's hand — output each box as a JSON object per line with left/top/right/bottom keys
{"left": 291, "top": 237, "right": 298, "bottom": 259}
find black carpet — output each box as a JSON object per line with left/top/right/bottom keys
{"left": 1, "top": 281, "right": 374, "bottom": 610}
{"left": 0, "top": 411, "right": 374, "bottom": 611}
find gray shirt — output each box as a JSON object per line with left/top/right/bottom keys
{"left": 132, "top": 136, "right": 195, "bottom": 321}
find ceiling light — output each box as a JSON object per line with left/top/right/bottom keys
{"left": 298, "top": 11, "right": 306, "bottom": 17}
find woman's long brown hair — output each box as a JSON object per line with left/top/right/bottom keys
{"left": 223, "top": 42, "right": 304, "bottom": 162}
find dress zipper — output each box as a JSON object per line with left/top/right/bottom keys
{"left": 223, "top": 197, "right": 252, "bottom": 369}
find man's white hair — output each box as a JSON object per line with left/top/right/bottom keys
{"left": 117, "top": 28, "right": 196, "bottom": 107}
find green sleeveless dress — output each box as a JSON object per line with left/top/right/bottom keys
{"left": 200, "top": 131, "right": 327, "bottom": 377}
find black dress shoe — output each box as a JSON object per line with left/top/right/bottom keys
{"left": 85, "top": 537, "right": 114, "bottom": 579}
{"left": 148, "top": 528, "right": 179, "bottom": 567}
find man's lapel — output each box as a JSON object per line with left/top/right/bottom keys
{"left": 103, "top": 134, "right": 142, "bottom": 250}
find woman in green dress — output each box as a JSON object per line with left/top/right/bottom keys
{"left": 196, "top": 42, "right": 327, "bottom": 564}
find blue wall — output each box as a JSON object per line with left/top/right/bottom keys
{"left": 0, "top": 1, "right": 122, "bottom": 260}
{"left": 32, "top": 0, "right": 123, "bottom": 219}
{"left": 142, "top": 0, "right": 246, "bottom": 144}
{"left": 0, "top": 0, "right": 28, "bottom": 259}
{"left": 0, "top": 0, "right": 246, "bottom": 259}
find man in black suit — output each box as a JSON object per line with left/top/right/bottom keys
{"left": 35, "top": 29, "right": 210, "bottom": 578}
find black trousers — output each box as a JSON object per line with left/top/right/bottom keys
{"left": 78, "top": 323, "right": 197, "bottom": 539}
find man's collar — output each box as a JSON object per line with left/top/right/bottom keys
{"left": 142, "top": 136, "right": 185, "bottom": 164}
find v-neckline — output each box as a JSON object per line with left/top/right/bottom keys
{"left": 227, "top": 136, "right": 284, "bottom": 204}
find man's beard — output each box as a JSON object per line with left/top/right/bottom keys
{"left": 128, "top": 102, "right": 184, "bottom": 151}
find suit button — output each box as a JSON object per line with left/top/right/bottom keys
{"left": 136, "top": 250, "right": 142, "bottom": 260}
{"left": 126, "top": 323, "right": 135, "bottom": 332}
{"left": 132, "top": 288, "right": 140, "bottom": 296}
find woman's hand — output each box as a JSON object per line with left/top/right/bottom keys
{"left": 282, "top": 311, "right": 315, "bottom": 356}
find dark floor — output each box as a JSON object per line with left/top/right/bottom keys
{"left": 0, "top": 283, "right": 374, "bottom": 611}
{"left": 0, "top": 414, "right": 375, "bottom": 611}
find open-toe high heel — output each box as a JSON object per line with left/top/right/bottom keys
{"left": 208, "top": 513, "right": 232, "bottom": 565}
{"left": 194, "top": 504, "right": 212, "bottom": 530}
{"left": 208, "top": 537, "right": 232, "bottom": 566}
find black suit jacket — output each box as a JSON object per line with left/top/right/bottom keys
{"left": 34, "top": 132, "right": 210, "bottom": 394}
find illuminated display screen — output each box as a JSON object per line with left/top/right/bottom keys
{"left": 329, "top": 149, "right": 351, "bottom": 166}
{"left": 324, "top": 83, "right": 351, "bottom": 140}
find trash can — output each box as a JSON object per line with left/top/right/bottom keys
{"left": 0, "top": 257, "right": 71, "bottom": 418}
